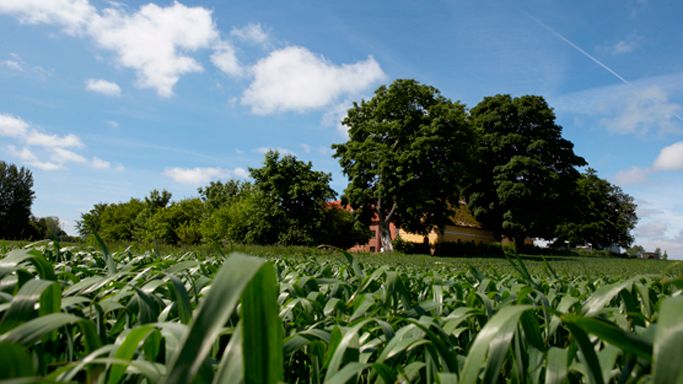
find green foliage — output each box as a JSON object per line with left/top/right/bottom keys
{"left": 250, "top": 150, "right": 335, "bottom": 245}
{"left": 0, "top": 160, "right": 35, "bottom": 239}
{"left": 555, "top": 168, "right": 637, "bottom": 249}
{"left": 333, "top": 79, "right": 476, "bottom": 250}
{"left": 467, "top": 94, "right": 587, "bottom": 246}
{"left": 0, "top": 244, "right": 681, "bottom": 382}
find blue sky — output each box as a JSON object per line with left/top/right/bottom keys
{"left": 1, "top": 0, "right": 683, "bottom": 259}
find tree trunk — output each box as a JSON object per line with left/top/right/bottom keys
{"left": 379, "top": 216, "right": 393, "bottom": 252}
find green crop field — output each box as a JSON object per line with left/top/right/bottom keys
{"left": 1, "top": 242, "right": 682, "bottom": 383}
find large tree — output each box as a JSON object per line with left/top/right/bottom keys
{"left": 467, "top": 94, "right": 587, "bottom": 247}
{"left": 0, "top": 160, "right": 35, "bottom": 239}
{"left": 333, "top": 79, "right": 476, "bottom": 251}
{"left": 555, "top": 168, "right": 637, "bottom": 249}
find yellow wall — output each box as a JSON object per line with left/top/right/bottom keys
{"left": 397, "top": 203, "right": 497, "bottom": 246}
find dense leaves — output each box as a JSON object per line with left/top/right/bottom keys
{"left": 467, "top": 94, "right": 587, "bottom": 246}
{"left": 555, "top": 168, "right": 638, "bottom": 249}
{"left": 77, "top": 152, "right": 368, "bottom": 249}
{"left": 333, "top": 79, "right": 476, "bottom": 251}
{"left": 0, "top": 160, "right": 35, "bottom": 239}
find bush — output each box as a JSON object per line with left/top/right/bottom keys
{"left": 392, "top": 237, "right": 431, "bottom": 255}
{"left": 433, "top": 241, "right": 505, "bottom": 257}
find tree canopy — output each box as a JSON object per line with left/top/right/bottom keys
{"left": 555, "top": 168, "right": 637, "bottom": 249}
{"left": 333, "top": 79, "right": 476, "bottom": 251}
{"left": 467, "top": 94, "right": 587, "bottom": 247}
{"left": 0, "top": 160, "right": 35, "bottom": 239}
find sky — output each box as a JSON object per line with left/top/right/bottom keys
{"left": 1, "top": 0, "right": 683, "bottom": 259}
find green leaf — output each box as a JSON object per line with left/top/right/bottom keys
{"left": 653, "top": 296, "right": 683, "bottom": 384}
{"left": 460, "top": 305, "right": 533, "bottom": 384}
{"left": 544, "top": 347, "right": 568, "bottom": 384}
{"left": 163, "top": 253, "right": 272, "bottom": 384}
{"left": 0, "top": 279, "right": 60, "bottom": 333}
{"left": 240, "top": 261, "right": 283, "bottom": 384}
{"left": 167, "top": 275, "right": 193, "bottom": 325}
{"left": 0, "top": 342, "right": 35, "bottom": 379}
{"left": 562, "top": 314, "right": 652, "bottom": 361}
{"left": 107, "top": 324, "right": 158, "bottom": 384}
{"left": 564, "top": 322, "right": 604, "bottom": 384}
{"left": 0, "top": 312, "right": 80, "bottom": 345}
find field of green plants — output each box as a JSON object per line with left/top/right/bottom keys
{"left": 1, "top": 242, "right": 682, "bottom": 383}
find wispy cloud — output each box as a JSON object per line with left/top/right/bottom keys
{"left": 614, "top": 166, "right": 650, "bottom": 185}
{"left": 0, "top": 112, "right": 113, "bottom": 171}
{"left": 211, "top": 41, "right": 244, "bottom": 77}
{"left": 230, "top": 22, "right": 269, "bottom": 46}
{"left": 527, "top": 12, "right": 683, "bottom": 127}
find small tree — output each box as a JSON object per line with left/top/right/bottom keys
{"left": 249, "top": 151, "right": 335, "bottom": 245}
{"left": 555, "top": 168, "right": 637, "bottom": 249}
{"left": 0, "top": 160, "right": 35, "bottom": 239}
{"left": 333, "top": 79, "right": 475, "bottom": 251}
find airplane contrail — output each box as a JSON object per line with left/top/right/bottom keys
{"left": 524, "top": 11, "right": 683, "bottom": 122}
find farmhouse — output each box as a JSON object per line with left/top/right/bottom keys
{"left": 333, "top": 201, "right": 497, "bottom": 253}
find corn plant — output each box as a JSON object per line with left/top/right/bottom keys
{"left": 0, "top": 243, "right": 681, "bottom": 383}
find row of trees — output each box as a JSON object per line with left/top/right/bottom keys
{"left": 0, "top": 161, "right": 68, "bottom": 241}
{"left": 76, "top": 152, "right": 370, "bottom": 248}
{"left": 333, "top": 80, "right": 637, "bottom": 251}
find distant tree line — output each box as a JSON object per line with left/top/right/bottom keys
{"left": 76, "top": 151, "right": 370, "bottom": 248}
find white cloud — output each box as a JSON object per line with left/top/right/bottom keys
{"left": 0, "top": 113, "right": 29, "bottom": 138}
{"left": 50, "top": 147, "right": 86, "bottom": 163}
{"left": 241, "top": 46, "right": 385, "bottom": 114}
{"left": 89, "top": 3, "right": 218, "bottom": 97}
{"left": 230, "top": 23, "right": 269, "bottom": 45}
{"left": 614, "top": 166, "right": 650, "bottom": 185}
{"left": 85, "top": 78, "right": 121, "bottom": 96}
{"left": 0, "top": 0, "right": 96, "bottom": 33}
{"left": 598, "top": 86, "right": 682, "bottom": 135}
{"left": 211, "top": 41, "right": 244, "bottom": 77}
{"left": 0, "top": 1, "right": 220, "bottom": 97}
{"left": 164, "top": 166, "right": 248, "bottom": 185}
{"left": 0, "top": 59, "right": 23, "bottom": 71}
{"left": 613, "top": 40, "right": 635, "bottom": 54}
{"left": 90, "top": 157, "right": 110, "bottom": 169}
{"left": 635, "top": 221, "right": 667, "bottom": 238}
{"left": 6, "top": 145, "right": 62, "bottom": 171}
{"left": 653, "top": 141, "right": 683, "bottom": 171}
{"left": 554, "top": 76, "right": 683, "bottom": 136}
{"left": 25, "top": 131, "right": 83, "bottom": 149}
{"left": 255, "top": 146, "right": 295, "bottom": 156}
{"left": 1, "top": 112, "right": 112, "bottom": 171}
{"left": 299, "top": 144, "right": 311, "bottom": 154}
{"left": 106, "top": 120, "right": 119, "bottom": 128}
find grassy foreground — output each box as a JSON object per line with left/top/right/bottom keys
{"left": 1, "top": 242, "right": 682, "bottom": 383}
